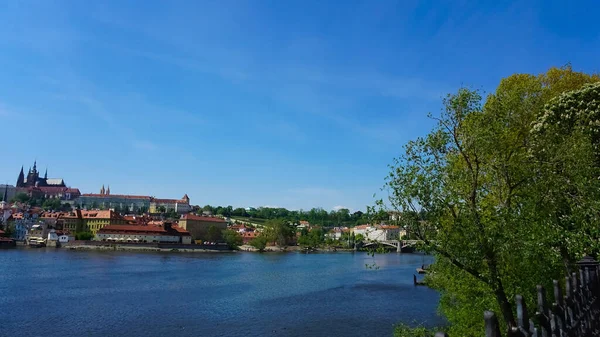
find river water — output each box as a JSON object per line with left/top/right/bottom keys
{"left": 0, "top": 249, "right": 442, "bottom": 337}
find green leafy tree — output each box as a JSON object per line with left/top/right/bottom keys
{"left": 223, "top": 230, "right": 243, "bottom": 249}
{"left": 3, "top": 223, "right": 15, "bottom": 238}
{"left": 249, "top": 235, "right": 267, "bottom": 252}
{"left": 11, "top": 192, "right": 30, "bottom": 204}
{"left": 75, "top": 232, "right": 94, "bottom": 240}
{"left": 165, "top": 209, "right": 177, "bottom": 219}
{"left": 42, "top": 198, "right": 62, "bottom": 211}
{"left": 531, "top": 81, "right": 600, "bottom": 261}
{"left": 201, "top": 205, "right": 214, "bottom": 214}
{"left": 383, "top": 66, "right": 599, "bottom": 335}
{"left": 232, "top": 208, "right": 247, "bottom": 216}
{"left": 298, "top": 228, "right": 324, "bottom": 248}
{"left": 206, "top": 225, "right": 223, "bottom": 242}
{"left": 262, "top": 219, "right": 295, "bottom": 247}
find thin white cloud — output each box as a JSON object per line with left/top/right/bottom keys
{"left": 333, "top": 205, "right": 348, "bottom": 211}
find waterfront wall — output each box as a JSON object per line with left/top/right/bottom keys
{"left": 65, "top": 240, "right": 231, "bottom": 252}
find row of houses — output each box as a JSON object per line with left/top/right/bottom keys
{"left": 327, "top": 224, "right": 405, "bottom": 242}
{"left": 1, "top": 200, "right": 229, "bottom": 245}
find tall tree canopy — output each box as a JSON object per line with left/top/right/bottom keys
{"left": 384, "top": 66, "right": 600, "bottom": 336}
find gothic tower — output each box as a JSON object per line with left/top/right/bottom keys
{"left": 16, "top": 166, "right": 25, "bottom": 187}
{"left": 25, "top": 160, "right": 39, "bottom": 187}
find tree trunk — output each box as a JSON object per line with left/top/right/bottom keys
{"left": 488, "top": 260, "right": 516, "bottom": 329}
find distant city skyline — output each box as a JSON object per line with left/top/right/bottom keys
{"left": 1, "top": 0, "right": 599, "bottom": 211}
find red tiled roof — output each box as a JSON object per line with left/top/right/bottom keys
{"left": 81, "top": 194, "right": 152, "bottom": 200}
{"left": 41, "top": 212, "right": 61, "bottom": 218}
{"left": 81, "top": 210, "right": 122, "bottom": 219}
{"left": 378, "top": 225, "right": 400, "bottom": 229}
{"left": 98, "top": 224, "right": 190, "bottom": 236}
{"left": 171, "top": 225, "right": 190, "bottom": 234}
{"left": 353, "top": 224, "right": 370, "bottom": 230}
{"left": 151, "top": 198, "right": 188, "bottom": 204}
{"left": 181, "top": 214, "right": 226, "bottom": 223}
{"left": 10, "top": 213, "right": 24, "bottom": 219}
{"left": 38, "top": 186, "right": 80, "bottom": 194}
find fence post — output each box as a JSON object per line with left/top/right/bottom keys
{"left": 484, "top": 311, "right": 501, "bottom": 337}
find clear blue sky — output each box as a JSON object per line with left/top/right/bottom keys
{"left": 1, "top": 1, "right": 598, "bottom": 211}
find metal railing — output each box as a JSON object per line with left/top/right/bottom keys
{"left": 438, "top": 256, "right": 600, "bottom": 337}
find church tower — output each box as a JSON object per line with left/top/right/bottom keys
{"left": 100, "top": 185, "right": 105, "bottom": 195}
{"left": 16, "top": 166, "right": 25, "bottom": 187}
{"left": 26, "top": 160, "right": 39, "bottom": 187}
{"left": 106, "top": 185, "right": 110, "bottom": 195}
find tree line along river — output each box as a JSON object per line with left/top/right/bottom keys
{"left": 0, "top": 248, "right": 442, "bottom": 337}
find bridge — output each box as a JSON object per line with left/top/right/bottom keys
{"left": 361, "top": 240, "right": 420, "bottom": 252}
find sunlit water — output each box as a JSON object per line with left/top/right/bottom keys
{"left": 0, "top": 248, "right": 442, "bottom": 337}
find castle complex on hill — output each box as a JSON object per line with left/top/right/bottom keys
{"left": 12, "top": 160, "right": 191, "bottom": 214}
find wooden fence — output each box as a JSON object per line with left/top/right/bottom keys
{"left": 437, "top": 256, "right": 600, "bottom": 337}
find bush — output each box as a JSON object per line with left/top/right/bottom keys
{"left": 223, "top": 230, "right": 243, "bottom": 249}
{"left": 75, "top": 232, "right": 94, "bottom": 240}
{"left": 249, "top": 236, "right": 268, "bottom": 251}
{"left": 393, "top": 323, "right": 440, "bottom": 337}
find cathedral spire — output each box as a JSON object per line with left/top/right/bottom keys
{"left": 33, "top": 160, "right": 37, "bottom": 173}
{"left": 44, "top": 168, "right": 48, "bottom": 180}
{"left": 2, "top": 184, "right": 7, "bottom": 202}
{"left": 100, "top": 185, "right": 105, "bottom": 195}
{"left": 106, "top": 185, "right": 110, "bottom": 195}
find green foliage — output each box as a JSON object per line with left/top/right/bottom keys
{"left": 249, "top": 235, "right": 268, "bottom": 251}
{"left": 232, "top": 207, "right": 247, "bottom": 217}
{"left": 11, "top": 192, "right": 30, "bottom": 203}
{"left": 3, "top": 224, "right": 15, "bottom": 238}
{"left": 383, "top": 66, "right": 600, "bottom": 335}
{"left": 206, "top": 225, "right": 223, "bottom": 242}
{"left": 42, "top": 198, "right": 62, "bottom": 211}
{"left": 227, "top": 206, "right": 369, "bottom": 227}
{"left": 75, "top": 232, "right": 94, "bottom": 240}
{"left": 530, "top": 81, "right": 600, "bottom": 260}
{"left": 223, "top": 230, "right": 243, "bottom": 249}
{"left": 393, "top": 323, "right": 440, "bottom": 337}
{"left": 262, "top": 219, "right": 295, "bottom": 247}
{"left": 297, "top": 228, "right": 324, "bottom": 247}
{"left": 164, "top": 209, "right": 177, "bottom": 219}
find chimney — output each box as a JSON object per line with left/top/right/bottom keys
{"left": 164, "top": 222, "right": 172, "bottom": 231}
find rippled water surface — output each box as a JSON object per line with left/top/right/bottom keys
{"left": 0, "top": 248, "right": 442, "bottom": 337}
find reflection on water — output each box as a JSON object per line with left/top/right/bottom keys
{"left": 0, "top": 249, "right": 442, "bottom": 337}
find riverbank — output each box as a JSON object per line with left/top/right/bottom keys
{"left": 17, "top": 241, "right": 393, "bottom": 254}
{"left": 238, "top": 244, "right": 357, "bottom": 253}
{"left": 63, "top": 241, "right": 233, "bottom": 253}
